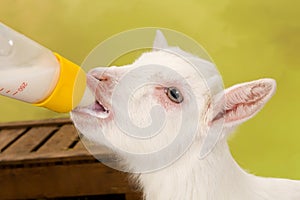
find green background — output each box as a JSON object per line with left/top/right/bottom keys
{"left": 0, "top": 0, "right": 299, "bottom": 179}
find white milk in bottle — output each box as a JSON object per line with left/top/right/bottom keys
{"left": 0, "top": 23, "right": 86, "bottom": 112}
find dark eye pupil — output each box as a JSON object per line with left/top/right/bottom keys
{"left": 166, "top": 87, "right": 183, "bottom": 103}
{"left": 170, "top": 89, "right": 179, "bottom": 99}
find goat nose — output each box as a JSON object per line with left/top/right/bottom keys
{"left": 88, "top": 68, "right": 110, "bottom": 82}
{"left": 94, "top": 75, "right": 109, "bottom": 82}
{"left": 88, "top": 68, "right": 116, "bottom": 94}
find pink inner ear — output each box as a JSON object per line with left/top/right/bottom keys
{"left": 212, "top": 79, "right": 276, "bottom": 124}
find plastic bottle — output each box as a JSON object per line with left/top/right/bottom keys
{"left": 0, "top": 23, "right": 86, "bottom": 112}
{"left": 0, "top": 23, "right": 86, "bottom": 113}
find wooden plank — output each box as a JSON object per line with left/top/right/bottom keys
{"left": 3, "top": 126, "right": 58, "bottom": 155}
{"left": 125, "top": 193, "right": 142, "bottom": 200}
{"left": 38, "top": 124, "right": 79, "bottom": 153}
{"left": 0, "top": 118, "right": 143, "bottom": 199}
{"left": 74, "top": 138, "right": 113, "bottom": 156}
{"left": 0, "top": 118, "right": 72, "bottom": 129}
{"left": 74, "top": 140, "right": 87, "bottom": 151}
{"left": 0, "top": 162, "right": 139, "bottom": 199}
{"left": 0, "top": 150, "right": 96, "bottom": 166}
{"left": 0, "top": 128, "right": 26, "bottom": 152}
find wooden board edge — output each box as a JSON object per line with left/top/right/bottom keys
{"left": 0, "top": 118, "right": 72, "bottom": 129}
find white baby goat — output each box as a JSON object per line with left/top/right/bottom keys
{"left": 71, "top": 31, "right": 300, "bottom": 200}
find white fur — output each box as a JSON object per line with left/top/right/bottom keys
{"left": 71, "top": 31, "right": 300, "bottom": 200}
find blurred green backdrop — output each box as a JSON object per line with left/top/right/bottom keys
{"left": 0, "top": 0, "right": 299, "bottom": 179}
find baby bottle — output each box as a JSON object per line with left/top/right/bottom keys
{"left": 0, "top": 23, "right": 86, "bottom": 113}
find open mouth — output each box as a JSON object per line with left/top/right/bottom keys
{"left": 75, "top": 99, "right": 110, "bottom": 119}
{"left": 93, "top": 100, "right": 108, "bottom": 112}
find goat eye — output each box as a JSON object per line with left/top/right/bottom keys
{"left": 165, "top": 87, "right": 184, "bottom": 103}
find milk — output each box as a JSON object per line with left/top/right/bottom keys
{"left": 0, "top": 23, "right": 60, "bottom": 103}
{"left": 0, "top": 52, "right": 60, "bottom": 103}
{"left": 0, "top": 23, "right": 86, "bottom": 113}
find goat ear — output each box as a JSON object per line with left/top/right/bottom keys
{"left": 210, "top": 78, "right": 276, "bottom": 128}
{"left": 153, "top": 30, "right": 169, "bottom": 50}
